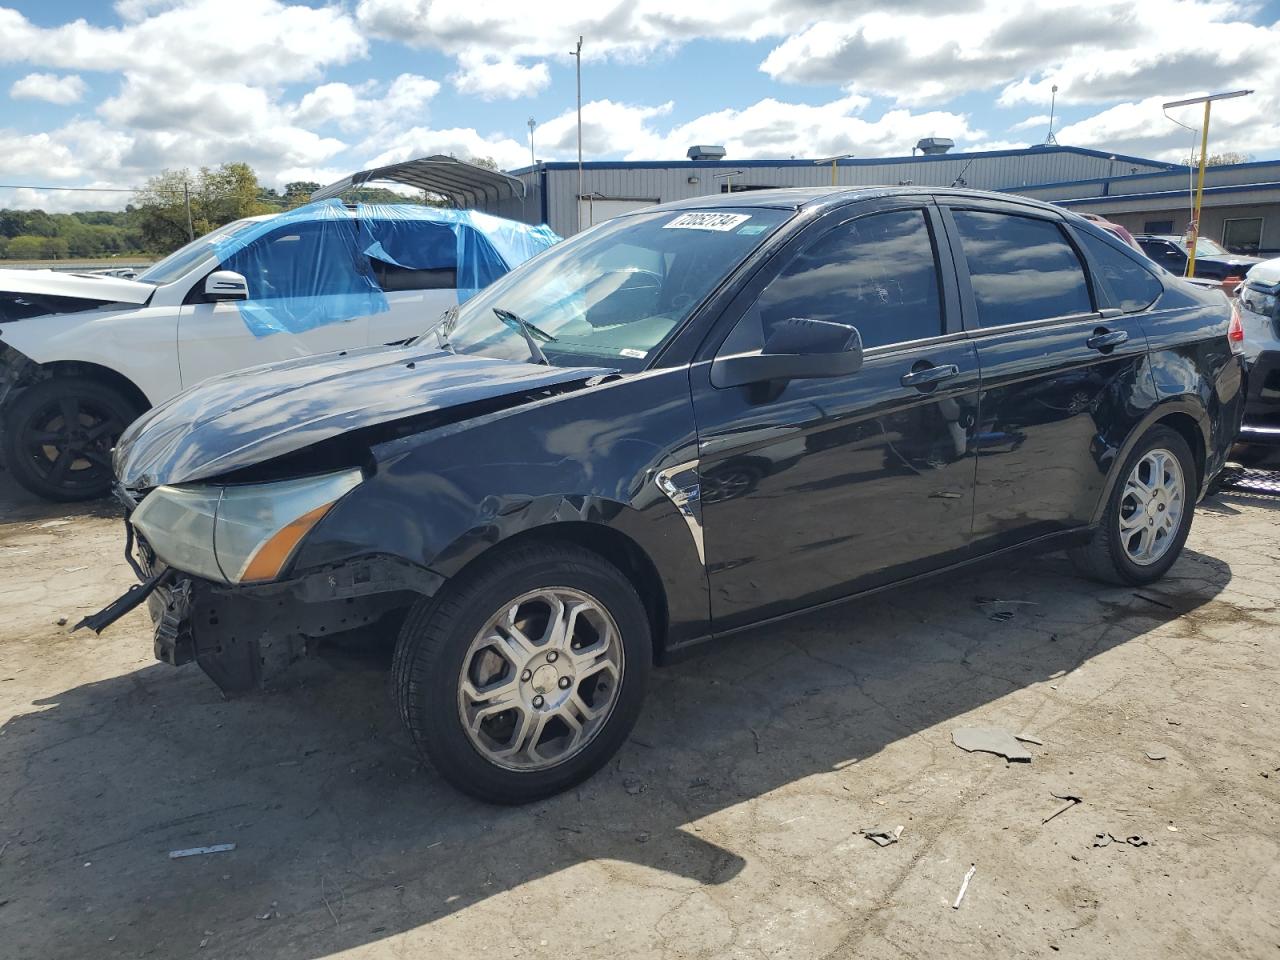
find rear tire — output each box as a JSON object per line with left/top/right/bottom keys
{"left": 2, "top": 377, "right": 139, "bottom": 502}
{"left": 393, "top": 541, "right": 651, "bottom": 804}
{"left": 1070, "top": 425, "right": 1196, "bottom": 585}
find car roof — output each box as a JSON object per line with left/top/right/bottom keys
{"left": 649, "top": 185, "right": 1068, "bottom": 217}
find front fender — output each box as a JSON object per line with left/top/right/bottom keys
{"left": 294, "top": 367, "right": 712, "bottom": 646}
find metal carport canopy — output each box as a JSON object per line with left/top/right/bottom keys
{"left": 310, "top": 155, "right": 526, "bottom": 208}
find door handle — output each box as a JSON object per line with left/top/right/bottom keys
{"left": 900, "top": 363, "right": 960, "bottom": 388}
{"left": 1086, "top": 329, "right": 1129, "bottom": 351}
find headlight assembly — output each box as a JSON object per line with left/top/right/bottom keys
{"left": 130, "top": 468, "right": 363, "bottom": 584}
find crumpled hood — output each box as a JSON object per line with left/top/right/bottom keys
{"left": 0, "top": 267, "right": 153, "bottom": 305}
{"left": 114, "top": 344, "right": 612, "bottom": 489}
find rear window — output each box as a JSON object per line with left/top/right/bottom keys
{"left": 0, "top": 293, "right": 107, "bottom": 323}
{"left": 1078, "top": 231, "right": 1163, "bottom": 313}
{"left": 953, "top": 210, "right": 1093, "bottom": 327}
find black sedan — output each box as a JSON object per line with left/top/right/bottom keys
{"left": 86, "top": 188, "right": 1244, "bottom": 803}
{"left": 1134, "top": 234, "right": 1260, "bottom": 289}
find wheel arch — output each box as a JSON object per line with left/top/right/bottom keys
{"left": 1091, "top": 398, "right": 1210, "bottom": 524}
{"left": 433, "top": 519, "right": 673, "bottom": 665}
{"left": 26, "top": 360, "right": 151, "bottom": 416}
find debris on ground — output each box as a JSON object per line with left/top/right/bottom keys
{"left": 1093, "top": 833, "right": 1149, "bottom": 848}
{"left": 952, "top": 863, "right": 977, "bottom": 909}
{"left": 988, "top": 610, "right": 1015, "bottom": 622}
{"left": 1042, "top": 791, "right": 1083, "bottom": 824}
{"left": 1145, "top": 750, "right": 1168, "bottom": 761}
{"left": 1015, "top": 733, "right": 1044, "bottom": 746}
{"left": 622, "top": 776, "right": 645, "bottom": 795}
{"left": 952, "top": 727, "right": 1033, "bottom": 763}
{"left": 255, "top": 902, "right": 278, "bottom": 921}
{"left": 55, "top": 617, "right": 67, "bottom": 626}
{"left": 860, "top": 825, "right": 904, "bottom": 847}
{"left": 169, "top": 843, "right": 236, "bottom": 859}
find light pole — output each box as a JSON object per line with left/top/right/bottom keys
{"left": 1162, "top": 88, "right": 1253, "bottom": 277}
{"left": 570, "top": 36, "right": 583, "bottom": 232}
{"left": 527, "top": 117, "right": 536, "bottom": 167}
{"left": 712, "top": 169, "right": 745, "bottom": 194}
{"left": 1045, "top": 84, "right": 1059, "bottom": 145}
{"left": 813, "top": 154, "right": 854, "bottom": 186}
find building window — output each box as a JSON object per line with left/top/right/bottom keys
{"left": 1222, "top": 218, "right": 1263, "bottom": 256}
{"left": 1143, "top": 219, "right": 1175, "bottom": 234}
{"left": 719, "top": 183, "right": 779, "bottom": 193}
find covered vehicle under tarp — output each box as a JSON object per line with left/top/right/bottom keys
{"left": 209, "top": 200, "right": 559, "bottom": 337}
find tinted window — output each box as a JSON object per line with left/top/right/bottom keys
{"left": 746, "top": 209, "right": 943, "bottom": 350}
{"left": 1078, "top": 231, "right": 1162, "bottom": 313}
{"left": 953, "top": 211, "right": 1092, "bottom": 326}
{"left": 221, "top": 220, "right": 364, "bottom": 300}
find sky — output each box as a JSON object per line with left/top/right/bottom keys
{"left": 0, "top": 0, "right": 1278, "bottom": 212}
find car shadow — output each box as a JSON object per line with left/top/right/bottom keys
{"left": 0, "top": 470, "right": 117, "bottom": 525}
{"left": 0, "top": 548, "right": 1231, "bottom": 959}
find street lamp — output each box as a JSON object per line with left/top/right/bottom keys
{"left": 814, "top": 154, "right": 854, "bottom": 186}
{"left": 1162, "top": 89, "right": 1253, "bottom": 277}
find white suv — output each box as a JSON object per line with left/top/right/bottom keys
{"left": 0, "top": 202, "right": 558, "bottom": 500}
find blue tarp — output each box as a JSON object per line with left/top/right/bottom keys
{"left": 210, "top": 199, "right": 559, "bottom": 337}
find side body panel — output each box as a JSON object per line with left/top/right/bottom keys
{"left": 0, "top": 304, "right": 182, "bottom": 405}
{"left": 374, "top": 288, "right": 458, "bottom": 344}
{"left": 294, "top": 368, "right": 712, "bottom": 646}
{"left": 176, "top": 300, "right": 369, "bottom": 389}
{"left": 1137, "top": 287, "right": 1244, "bottom": 493}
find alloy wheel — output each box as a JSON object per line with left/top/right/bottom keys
{"left": 457, "top": 587, "right": 624, "bottom": 771}
{"left": 19, "top": 395, "right": 122, "bottom": 493}
{"left": 1118, "top": 447, "right": 1185, "bottom": 566}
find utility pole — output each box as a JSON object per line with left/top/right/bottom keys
{"left": 182, "top": 178, "right": 194, "bottom": 241}
{"left": 527, "top": 117, "right": 537, "bottom": 168}
{"left": 571, "top": 36, "right": 583, "bottom": 232}
{"left": 1045, "top": 84, "right": 1059, "bottom": 145}
{"left": 1162, "top": 89, "right": 1253, "bottom": 277}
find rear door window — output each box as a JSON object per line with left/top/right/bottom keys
{"left": 731, "top": 208, "right": 944, "bottom": 352}
{"left": 1077, "top": 231, "right": 1163, "bottom": 313}
{"left": 952, "top": 210, "right": 1093, "bottom": 327}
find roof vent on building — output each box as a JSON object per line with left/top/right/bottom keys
{"left": 687, "top": 144, "right": 727, "bottom": 161}
{"left": 915, "top": 137, "right": 954, "bottom": 155}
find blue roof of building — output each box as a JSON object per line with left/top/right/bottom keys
{"left": 506, "top": 144, "right": 1178, "bottom": 177}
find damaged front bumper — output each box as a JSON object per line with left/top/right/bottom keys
{"left": 80, "top": 533, "right": 442, "bottom": 695}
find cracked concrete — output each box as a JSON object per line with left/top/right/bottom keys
{"left": 1, "top": 469, "right": 1278, "bottom": 960}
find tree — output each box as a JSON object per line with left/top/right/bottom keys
{"left": 133, "top": 163, "right": 277, "bottom": 253}
{"left": 282, "top": 180, "right": 322, "bottom": 208}
{"left": 1192, "top": 150, "right": 1254, "bottom": 167}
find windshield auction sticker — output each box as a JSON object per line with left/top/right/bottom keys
{"left": 663, "top": 212, "right": 751, "bottom": 231}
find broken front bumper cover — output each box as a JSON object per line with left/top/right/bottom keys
{"left": 79, "top": 546, "right": 443, "bottom": 695}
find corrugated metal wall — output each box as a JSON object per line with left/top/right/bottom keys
{"left": 506, "top": 150, "right": 1174, "bottom": 236}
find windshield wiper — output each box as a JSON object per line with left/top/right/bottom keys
{"left": 493, "top": 307, "right": 556, "bottom": 365}
{"left": 413, "top": 304, "right": 458, "bottom": 350}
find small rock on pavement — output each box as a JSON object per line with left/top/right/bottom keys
{"left": 952, "top": 727, "right": 1033, "bottom": 763}
{"left": 622, "top": 776, "right": 645, "bottom": 795}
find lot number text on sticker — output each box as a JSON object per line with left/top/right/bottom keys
{"left": 663, "top": 212, "right": 751, "bottom": 231}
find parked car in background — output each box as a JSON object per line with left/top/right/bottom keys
{"left": 0, "top": 201, "right": 558, "bottom": 501}
{"left": 83, "top": 187, "right": 1243, "bottom": 803}
{"left": 1233, "top": 257, "right": 1280, "bottom": 461}
{"left": 1135, "top": 234, "right": 1260, "bottom": 294}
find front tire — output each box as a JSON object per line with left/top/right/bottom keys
{"left": 393, "top": 541, "right": 651, "bottom": 804}
{"left": 1070, "top": 425, "right": 1196, "bottom": 585}
{"left": 2, "top": 377, "right": 139, "bottom": 502}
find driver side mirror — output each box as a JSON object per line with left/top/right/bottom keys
{"left": 711, "top": 317, "right": 864, "bottom": 388}
{"left": 203, "top": 270, "right": 249, "bottom": 302}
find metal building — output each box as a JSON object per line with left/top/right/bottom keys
{"left": 499, "top": 144, "right": 1176, "bottom": 237}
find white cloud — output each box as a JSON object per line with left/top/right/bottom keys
{"left": 450, "top": 52, "right": 550, "bottom": 100}
{"left": 9, "top": 72, "right": 87, "bottom": 105}
{"left": 1009, "top": 114, "right": 1051, "bottom": 132}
